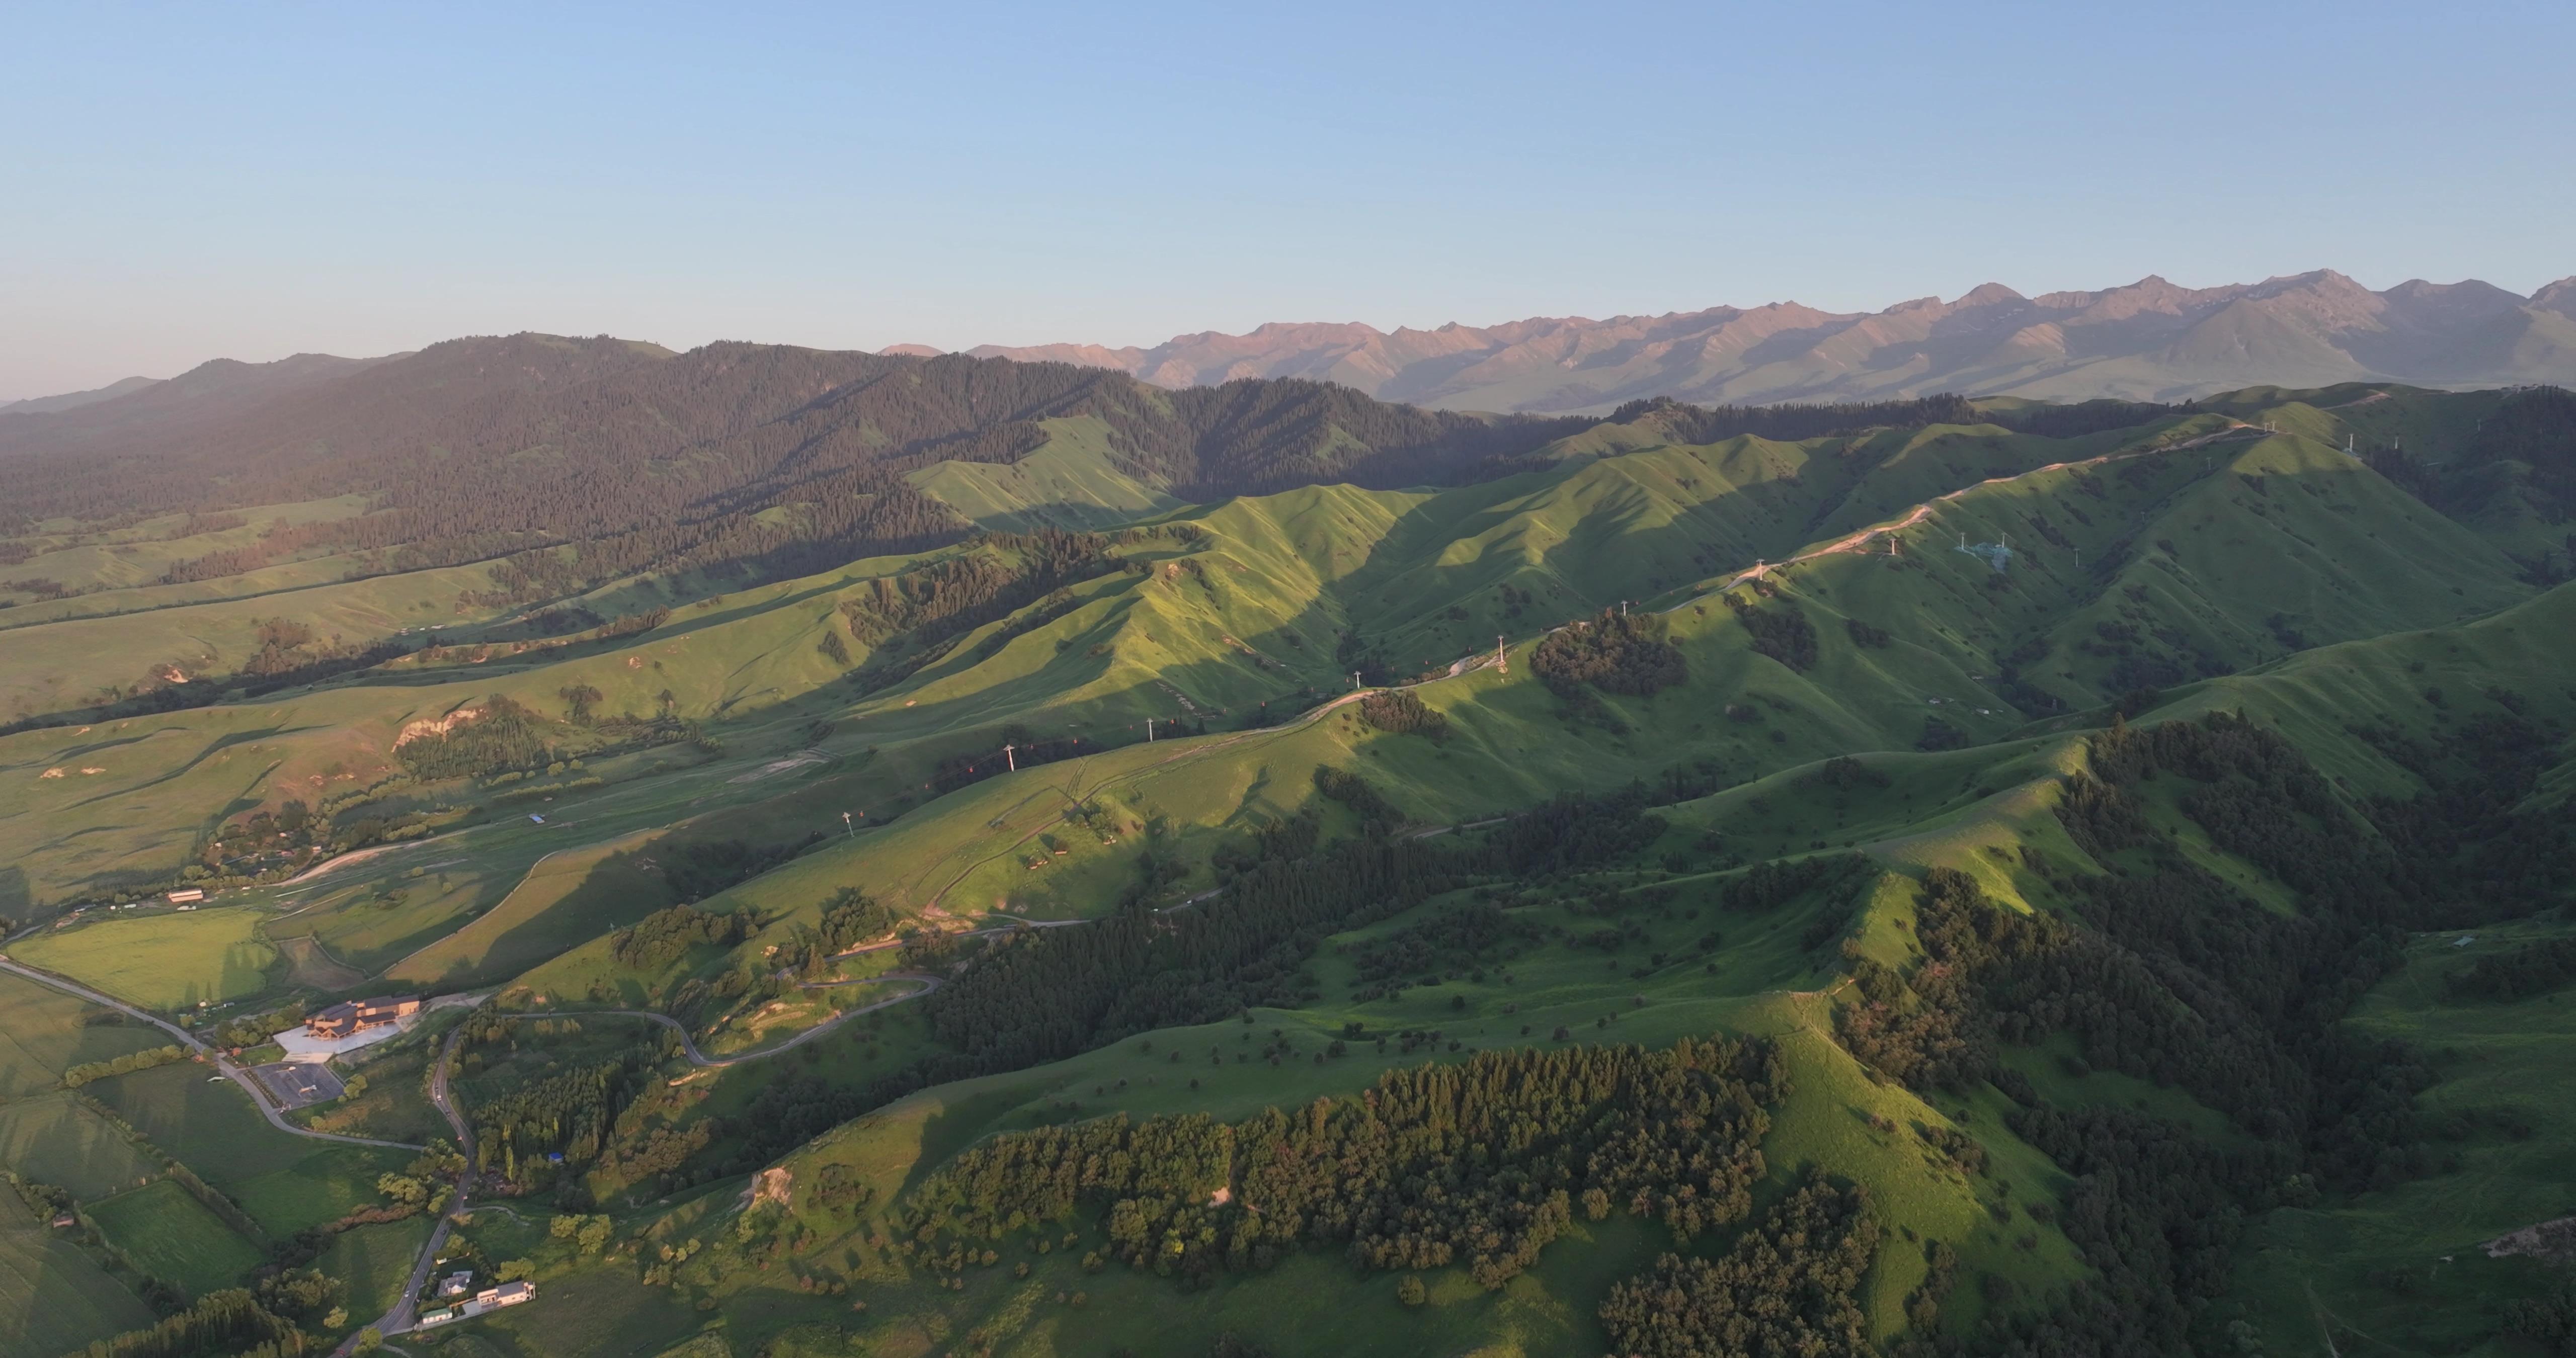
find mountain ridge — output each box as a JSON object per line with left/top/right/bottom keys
{"left": 954, "top": 269, "right": 2576, "bottom": 411}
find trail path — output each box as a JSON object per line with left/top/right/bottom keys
{"left": 537, "top": 974, "right": 940, "bottom": 1066}
{"left": 0, "top": 956, "right": 424, "bottom": 1151}
{"left": 1672, "top": 420, "right": 2265, "bottom": 601}
{"left": 329, "top": 414, "right": 2290, "bottom": 1351}
{"left": 910, "top": 420, "right": 2271, "bottom": 912}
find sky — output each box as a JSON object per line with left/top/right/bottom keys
{"left": 3, "top": 0, "right": 2571, "bottom": 399}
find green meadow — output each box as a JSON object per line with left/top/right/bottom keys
{"left": 15, "top": 906, "right": 280, "bottom": 1009}
{"left": 0, "top": 1206, "right": 152, "bottom": 1358}
{"left": 85, "top": 1179, "right": 265, "bottom": 1297}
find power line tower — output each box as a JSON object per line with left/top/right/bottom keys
{"left": 1145, "top": 717, "right": 1155, "bottom": 742}
{"left": 1002, "top": 742, "right": 1016, "bottom": 773}
{"left": 1495, "top": 635, "right": 1507, "bottom": 673}
{"left": 1350, "top": 670, "right": 1362, "bottom": 691}
{"left": 840, "top": 811, "right": 854, "bottom": 839}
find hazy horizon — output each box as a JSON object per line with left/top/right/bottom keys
{"left": 6, "top": 0, "right": 2572, "bottom": 400}
{"left": 12, "top": 266, "right": 2569, "bottom": 405}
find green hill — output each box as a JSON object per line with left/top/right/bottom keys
{"left": 5, "top": 380, "right": 2574, "bottom": 1358}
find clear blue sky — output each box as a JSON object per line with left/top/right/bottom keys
{"left": 4, "top": 0, "right": 2570, "bottom": 398}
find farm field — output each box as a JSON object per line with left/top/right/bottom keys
{"left": 0, "top": 1207, "right": 153, "bottom": 1358}
{"left": 227, "top": 1142, "right": 419, "bottom": 1236}
{"left": 79, "top": 1061, "right": 412, "bottom": 1233}
{"left": 14, "top": 906, "right": 280, "bottom": 1009}
{"left": 0, "top": 1093, "right": 161, "bottom": 1201}
{"left": 0, "top": 969, "right": 170, "bottom": 1096}
{"left": 85, "top": 1179, "right": 265, "bottom": 1297}
{"left": 321, "top": 1216, "right": 438, "bottom": 1322}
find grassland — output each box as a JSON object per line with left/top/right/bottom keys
{"left": 0, "top": 1205, "right": 153, "bottom": 1358}
{"left": 2232, "top": 914, "right": 2576, "bottom": 1355}
{"left": 86, "top": 1179, "right": 265, "bottom": 1297}
{"left": 15, "top": 906, "right": 279, "bottom": 1009}
{"left": 294, "top": 1039, "right": 448, "bottom": 1144}
{"left": 320, "top": 1216, "right": 437, "bottom": 1322}
{"left": 82, "top": 1061, "right": 409, "bottom": 1233}
{"left": 0, "top": 1093, "right": 161, "bottom": 1200}
{"left": 0, "top": 970, "right": 172, "bottom": 1096}
{"left": 2, "top": 385, "right": 2570, "bottom": 1356}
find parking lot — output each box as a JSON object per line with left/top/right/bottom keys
{"left": 250, "top": 1061, "right": 345, "bottom": 1110}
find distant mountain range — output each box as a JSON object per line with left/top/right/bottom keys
{"left": 13, "top": 270, "right": 2568, "bottom": 420}
{"left": 954, "top": 270, "right": 2576, "bottom": 412}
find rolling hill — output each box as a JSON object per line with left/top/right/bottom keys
{"left": 2, "top": 375, "right": 2573, "bottom": 1358}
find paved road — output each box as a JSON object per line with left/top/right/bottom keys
{"left": 341, "top": 1029, "right": 473, "bottom": 1353}
{"left": 0, "top": 956, "right": 423, "bottom": 1151}
{"left": 354, "top": 970, "right": 939, "bottom": 1345}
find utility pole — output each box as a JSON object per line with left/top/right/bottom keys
{"left": 1003, "top": 742, "right": 1016, "bottom": 773}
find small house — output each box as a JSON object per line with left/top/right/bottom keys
{"left": 475, "top": 1281, "right": 536, "bottom": 1309}
{"left": 438, "top": 1270, "right": 474, "bottom": 1298}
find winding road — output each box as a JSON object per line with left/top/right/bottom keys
{"left": 346, "top": 970, "right": 945, "bottom": 1347}
{"left": 49, "top": 413, "right": 2291, "bottom": 1354}
{"left": 360, "top": 1027, "right": 474, "bottom": 1348}
{"left": 0, "top": 955, "right": 424, "bottom": 1151}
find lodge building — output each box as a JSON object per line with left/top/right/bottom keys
{"left": 304, "top": 995, "right": 422, "bottom": 1040}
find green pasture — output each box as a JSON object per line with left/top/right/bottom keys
{"left": 2234, "top": 916, "right": 2576, "bottom": 1356}
{"left": 321, "top": 1216, "right": 437, "bottom": 1323}
{"left": 294, "top": 1040, "right": 448, "bottom": 1144}
{"left": 0, "top": 970, "right": 171, "bottom": 1096}
{"left": 229, "top": 1143, "right": 417, "bottom": 1236}
{"left": 0, "top": 1093, "right": 160, "bottom": 1200}
{"left": 14, "top": 907, "right": 279, "bottom": 1009}
{"left": 0, "top": 1207, "right": 152, "bottom": 1358}
{"left": 0, "top": 496, "right": 367, "bottom": 599}
{"left": 81, "top": 1061, "right": 409, "bottom": 1233}
{"left": 0, "top": 540, "right": 511, "bottom": 720}
{"left": 86, "top": 1179, "right": 264, "bottom": 1297}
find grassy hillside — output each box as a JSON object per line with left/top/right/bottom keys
{"left": 7, "top": 384, "right": 2575, "bottom": 1358}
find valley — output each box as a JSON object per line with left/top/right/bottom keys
{"left": 2, "top": 355, "right": 2572, "bottom": 1358}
